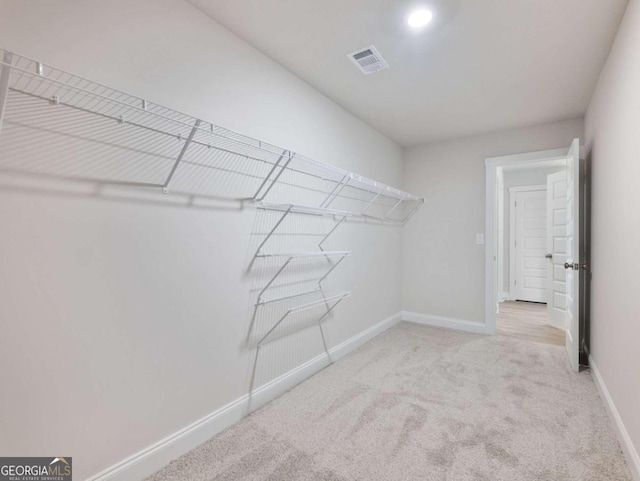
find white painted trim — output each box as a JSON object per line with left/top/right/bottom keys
{"left": 589, "top": 356, "right": 640, "bottom": 481}
{"left": 485, "top": 148, "right": 569, "bottom": 167}
{"left": 508, "top": 185, "right": 547, "bottom": 194}
{"left": 485, "top": 148, "right": 569, "bottom": 336}
{"left": 509, "top": 191, "right": 515, "bottom": 299}
{"left": 508, "top": 185, "right": 546, "bottom": 301}
{"left": 87, "top": 312, "right": 402, "bottom": 481}
{"left": 402, "top": 311, "right": 489, "bottom": 335}
{"left": 485, "top": 164, "right": 499, "bottom": 335}
{"left": 496, "top": 168, "right": 505, "bottom": 312}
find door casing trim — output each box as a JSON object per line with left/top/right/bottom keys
{"left": 484, "top": 148, "right": 568, "bottom": 334}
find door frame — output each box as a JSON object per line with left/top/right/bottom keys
{"left": 508, "top": 185, "right": 547, "bottom": 301}
{"left": 484, "top": 148, "right": 568, "bottom": 334}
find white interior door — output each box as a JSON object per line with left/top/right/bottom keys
{"left": 565, "top": 138, "right": 581, "bottom": 372}
{"left": 546, "top": 171, "right": 568, "bottom": 329}
{"left": 511, "top": 187, "right": 547, "bottom": 303}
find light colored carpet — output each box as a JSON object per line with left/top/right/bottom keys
{"left": 147, "top": 322, "right": 631, "bottom": 481}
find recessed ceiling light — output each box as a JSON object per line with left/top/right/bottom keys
{"left": 407, "top": 9, "right": 433, "bottom": 28}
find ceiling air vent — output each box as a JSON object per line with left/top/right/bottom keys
{"left": 347, "top": 45, "right": 389, "bottom": 75}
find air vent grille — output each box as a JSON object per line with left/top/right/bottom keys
{"left": 347, "top": 45, "right": 389, "bottom": 75}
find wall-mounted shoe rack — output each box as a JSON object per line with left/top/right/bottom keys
{"left": 246, "top": 205, "right": 353, "bottom": 394}
{"left": 0, "top": 49, "right": 424, "bottom": 394}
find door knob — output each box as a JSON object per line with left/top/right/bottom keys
{"left": 565, "top": 262, "right": 588, "bottom": 270}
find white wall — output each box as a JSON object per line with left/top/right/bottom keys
{"left": 584, "top": 0, "right": 640, "bottom": 476}
{"left": 501, "top": 165, "right": 563, "bottom": 295}
{"left": 0, "top": 1, "right": 404, "bottom": 479}
{"left": 401, "top": 118, "right": 584, "bottom": 323}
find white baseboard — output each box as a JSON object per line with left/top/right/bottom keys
{"left": 88, "top": 312, "right": 402, "bottom": 481}
{"left": 589, "top": 355, "right": 640, "bottom": 481}
{"left": 401, "top": 311, "right": 489, "bottom": 335}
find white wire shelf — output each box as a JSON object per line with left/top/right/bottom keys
{"left": 253, "top": 252, "right": 350, "bottom": 304}
{"left": 255, "top": 250, "right": 351, "bottom": 259}
{"left": 0, "top": 48, "right": 424, "bottom": 223}
{"left": 255, "top": 287, "right": 323, "bottom": 307}
{"left": 250, "top": 204, "right": 351, "bottom": 265}
{"left": 248, "top": 289, "right": 350, "bottom": 394}
{"left": 287, "top": 292, "right": 351, "bottom": 314}
{"left": 256, "top": 291, "right": 351, "bottom": 347}
{"left": 255, "top": 202, "right": 353, "bottom": 218}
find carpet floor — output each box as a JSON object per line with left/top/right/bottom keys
{"left": 147, "top": 322, "right": 631, "bottom": 481}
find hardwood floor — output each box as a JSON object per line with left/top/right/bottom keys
{"left": 497, "top": 301, "right": 565, "bottom": 346}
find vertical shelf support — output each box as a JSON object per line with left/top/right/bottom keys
{"left": 318, "top": 322, "right": 331, "bottom": 362}
{"left": 320, "top": 173, "right": 350, "bottom": 208}
{"left": 249, "top": 205, "right": 293, "bottom": 268}
{"left": 162, "top": 119, "right": 201, "bottom": 193}
{"left": 254, "top": 151, "right": 293, "bottom": 202}
{"left": 404, "top": 199, "right": 425, "bottom": 223}
{"left": 383, "top": 198, "right": 405, "bottom": 220}
{"left": 317, "top": 256, "right": 348, "bottom": 285}
{"left": 256, "top": 257, "right": 294, "bottom": 304}
{"left": 246, "top": 256, "right": 293, "bottom": 344}
{"left": 360, "top": 191, "right": 381, "bottom": 217}
{"left": 252, "top": 149, "right": 288, "bottom": 201}
{"left": 319, "top": 216, "right": 347, "bottom": 250}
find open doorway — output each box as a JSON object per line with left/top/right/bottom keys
{"left": 486, "top": 140, "right": 584, "bottom": 369}
{"left": 486, "top": 148, "right": 570, "bottom": 347}
{"left": 496, "top": 161, "right": 567, "bottom": 345}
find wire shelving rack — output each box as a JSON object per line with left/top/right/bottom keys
{"left": 0, "top": 48, "right": 425, "bottom": 396}
{"left": 0, "top": 48, "right": 424, "bottom": 223}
